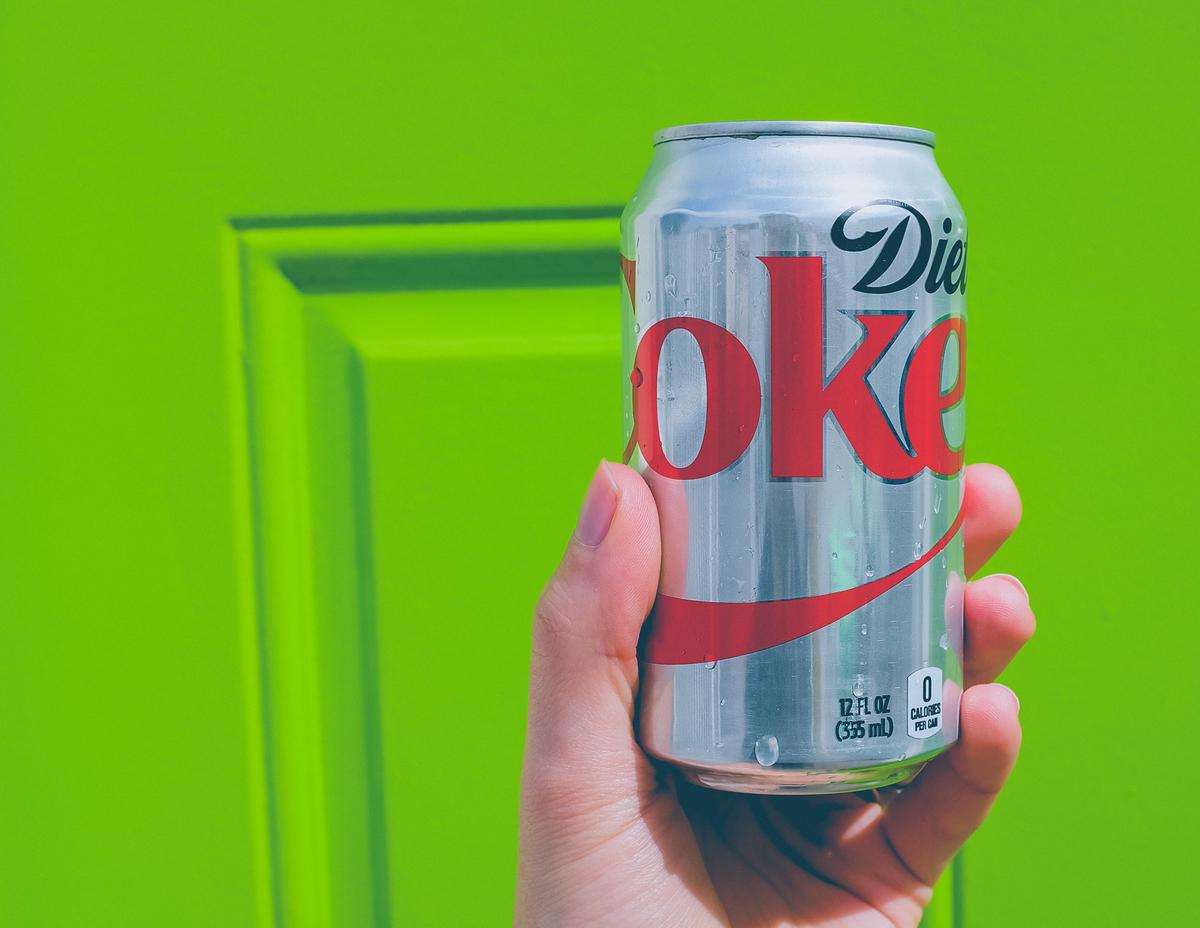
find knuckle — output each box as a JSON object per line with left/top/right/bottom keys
{"left": 533, "top": 584, "right": 568, "bottom": 638}
{"left": 532, "top": 573, "right": 586, "bottom": 648}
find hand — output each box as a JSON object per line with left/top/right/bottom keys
{"left": 516, "top": 462, "right": 1032, "bottom": 927}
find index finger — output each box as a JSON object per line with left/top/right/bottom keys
{"left": 962, "top": 463, "right": 1022, "bottom": 577}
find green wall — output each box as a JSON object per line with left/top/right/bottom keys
{"left": 1, "top": 1, "right": 1194, "bottom": 925}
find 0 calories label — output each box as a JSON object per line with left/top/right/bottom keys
{"left": 907, "top": 667, "right": 943, "bottom": 739}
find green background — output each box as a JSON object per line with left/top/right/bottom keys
{"left": 1, "top": 1, "right": 1194, "bottom": 925}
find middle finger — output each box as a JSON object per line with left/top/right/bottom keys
{"left": 963, "top": 574, "right": 1035, "bottom": 687}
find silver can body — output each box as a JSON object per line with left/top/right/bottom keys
{"left": 622, "top": 121, "right": 967, "bottom": 794}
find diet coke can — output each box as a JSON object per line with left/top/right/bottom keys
{"left": 623, "top": 121, "right": 967, "bottom": 794}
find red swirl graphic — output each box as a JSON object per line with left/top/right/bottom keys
{"left": 642, "top": 507, "right": 965, "bottom": 664}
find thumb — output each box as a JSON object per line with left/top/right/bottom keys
{"left": 522, "top": 460, "right": 661, "bottom": 800}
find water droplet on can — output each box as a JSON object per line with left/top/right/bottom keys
{"left": 852, "top": 675, "right": 866, "bottom": 698}
{"left": 754, "top": 735, "right": 779, "bottom": 767}
{"left": 719, "top": 698, "right": 726, "bottom": 707}
{"left": 629, "top": 367, "right": 643, "bottom": 387}
{"left": 831, "top": 551, "right": 838, "bottom": 560}
{"left": 703, "top": 657, "right": 717, "bottom": 670}
{"left": 664, "top": 273, "right": 677, "bottom": 295}
{"left": 865, "top": 564, "right": 875, "bottom": 578}
{"left": 934, "top": 493, "right": 942, "bottom": 514}
{"left": 912, "top": 540, "right": 924, "bottom": 560}
{"left": 939, "top": 632, "right": 949, "bottom": 650}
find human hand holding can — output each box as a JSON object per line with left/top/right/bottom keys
{"left": 516, "top": 122, "right": 1034, "bottom": 927}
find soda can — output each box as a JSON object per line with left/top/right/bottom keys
{"left": 622, "top": 121, "right": 967, "bottom": 794}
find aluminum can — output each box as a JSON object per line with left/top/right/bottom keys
{"left": 622, "top": 121, "right": 967, "bottom": 794}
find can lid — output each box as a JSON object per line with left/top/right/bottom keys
{"left": 653, "top": 121, "right": 935, "bottom": 147}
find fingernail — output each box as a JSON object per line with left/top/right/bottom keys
{"left": 997, "top": 684, "right": 1021, "bottom": 715}
{"left": 993, "top": 573, "right": 1029, "bottom": 604}
{"left": 574, "top": 461, "right": 620, "bottom": 547}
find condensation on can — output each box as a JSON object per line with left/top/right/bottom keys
{"left": 623, "top": 121, "right": 967, "bottom": 794}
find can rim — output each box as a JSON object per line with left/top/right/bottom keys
{"left": 652, "top": 121, "right": 936, "bottom": 148}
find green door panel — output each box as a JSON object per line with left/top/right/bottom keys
{"left": 1, "top": 1, "right": 1195, "bottom": 926}
{"left": 236, "top": 217, "right": 621, "bottom": 925}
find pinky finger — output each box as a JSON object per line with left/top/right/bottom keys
{"left": 881, "top": 684, "right": 1022, "bottom": 886}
